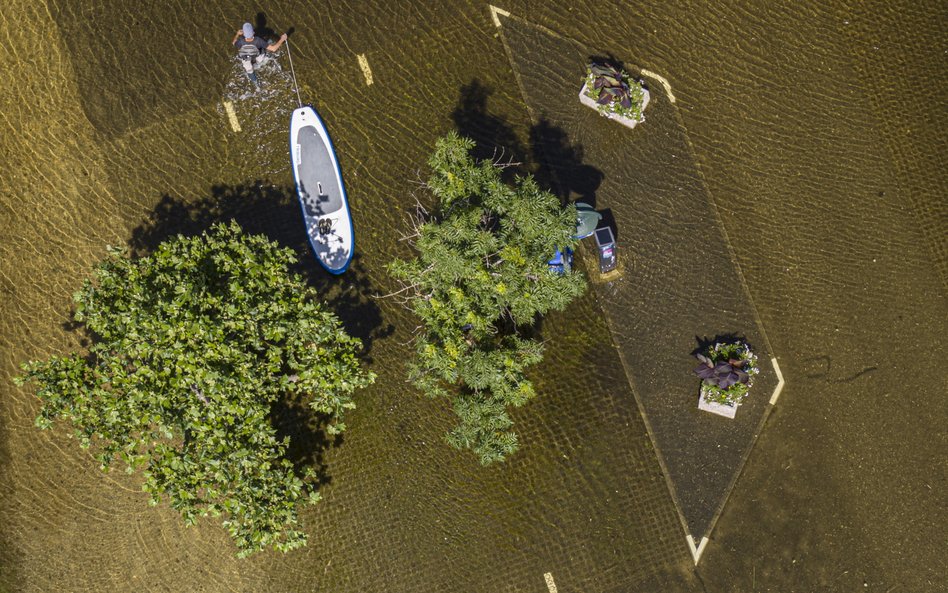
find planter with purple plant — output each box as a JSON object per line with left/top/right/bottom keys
{"left": 579, "top": 62, "right": 650, "bottom": 129}
{"left": 693, "top": 341, "right": 760, "bottom": 419}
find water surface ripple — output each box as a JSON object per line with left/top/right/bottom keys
{"left": 0, "top": 1, "right": 944, "bottom": 592}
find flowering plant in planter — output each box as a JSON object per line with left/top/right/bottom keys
{"left": 582, "top": 62, "right": 647, "bottom": 122}
{"left": 693, "top": 341, "right": 760, "bottom": 408}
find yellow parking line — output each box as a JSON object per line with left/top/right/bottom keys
{"left": 222, "top": 100, "right": 241, "bottom": 132}
{"left": 357, "top": 54, "right": 374, "bottom": 86}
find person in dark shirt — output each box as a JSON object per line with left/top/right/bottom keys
{"left": 231, "top": 22, "right": 287, "bottom": 88}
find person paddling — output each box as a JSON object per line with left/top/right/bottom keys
{"left": 232, "top": 22, "right": 287, "bottom": 88}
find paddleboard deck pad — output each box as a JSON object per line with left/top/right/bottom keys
{"left": 290, "top": 106, "right": 354, "bottom": 274}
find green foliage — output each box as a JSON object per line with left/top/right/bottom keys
{"left": 584, "top": 62, "right": 646, "bottom": 122}
{"left": 388, "top": 132, "right": 586, "bottom": 465}
{"left": 15, "top": 222, "right": 374, "bottom": 557}
{"left": 695, "top": 341, "right": 760, "bottom": 407}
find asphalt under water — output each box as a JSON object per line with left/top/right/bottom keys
{"left": 0, "top": 1, "right": 944, "bottom": 592}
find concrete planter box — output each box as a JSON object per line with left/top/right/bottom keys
{"left": 579, "top": 82, "right": 650, "bottom": 130}
{"left": 698, "top": 385, "right": 739, "bottom": 419}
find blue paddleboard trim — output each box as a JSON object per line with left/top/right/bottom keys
{"left": 289, "top": 105, "right": 355, "bottom": 275}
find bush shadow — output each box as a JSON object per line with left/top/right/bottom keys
{"left": 588, "top": 54, "right": 625, "bottom": 71}
{"left": 692, "top": 334, "right": 752, "bottom": 357}
{"left": 130, "top": 181, "right": 392, "bottom": 484}
{"left": 530, "top": 115, "right": 616, "bottom": 239}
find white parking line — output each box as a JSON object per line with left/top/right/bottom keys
{"left": 489, "top": 4, "right": 511, "bottom": 27}
{"left": 543, "top": 572, "right": 558, "bottom": 593}
{"left": 489, "top": 6, "right": 674, "bottom": 107}
{"left": 357, "top": 54, "right": 374, "bottom": 86}
{"left": 769, "top": 357, "right": 786, "bottom": 405}
{"left": 222, "top": 101, "right": 241, "bottom": 132}
{"left": 640, "top": 69, "right": 676, "bottom": 103}
{"left": 687, "top": 534, "right": 709, "bottom": 564}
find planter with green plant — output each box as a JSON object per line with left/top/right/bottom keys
{"left": 693, "top": 340, "right": 760, "bottom": 418}
{"left": 579, "top": 62, "right": 650, "bottom": 129}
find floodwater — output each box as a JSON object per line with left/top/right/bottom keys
{"left": 0, "top": 1, "right": 944, "bottom": 592}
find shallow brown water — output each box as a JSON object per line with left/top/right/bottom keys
{"left": 1, "top": 1, "right": 944, "bottom": 592}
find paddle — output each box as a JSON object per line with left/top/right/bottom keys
{"left": 274, "top": 24, "right": 303, "bottom": 107}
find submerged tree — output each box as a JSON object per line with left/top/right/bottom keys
{"left": 388, "top": 132, "right": 586, "bottom": 464}
{"left": 15, "top": 222, "right": 375, "bottom": 557}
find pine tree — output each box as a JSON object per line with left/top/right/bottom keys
{"left": 388, "top": 132, "right": 586, "bottom": 464}
{"left": 16, "top": 222, "right": 375, "bottom": 556}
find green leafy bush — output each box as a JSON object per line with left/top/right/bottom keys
{"left": 583, "top": 62, "right": 646, "bottom": 122}
{"left": 693, "top": 341, "right": 759, "bottom": 407}
{"left": 15, "top": 222, "right": 374, "bottom": 556}
{"left": 388, "top": 132, "right": 586, "bottom": 465}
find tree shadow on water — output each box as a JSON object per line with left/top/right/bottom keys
{"left": 448, "top": 81, "right": 613, "bottom": 333}
{"left": 529, "top": 116, "right": 616, "bottom": 239}
{"left": 130, "top": 182, "right": 393, "bottom": 484}
{"left": 529, "top": 117, "right": 604, "bottom": 207}
{"left": 452, "top": 79, "right": 529, "bottom": 177}
{"left": 270, "top": 394, "right": 342, "bottom": 486}
{"left": 451, "top": 79, "right": 606, "bottom": 214}
{"left": 129, "top": 182, "right": 392, "bottom": 358}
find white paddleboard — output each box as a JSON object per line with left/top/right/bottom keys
{"left": 289, "top": 106, "right": 354, "bottom": 274}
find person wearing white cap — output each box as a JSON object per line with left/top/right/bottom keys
{"left": 231, "top": 22, "right": 287, "bottom": 88}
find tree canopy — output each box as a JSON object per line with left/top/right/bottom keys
{"left": 388, "top": 132, "right": 586, "bottom": 464}
{"left": 15, "top": 222, "right": 375, "bottom": 556}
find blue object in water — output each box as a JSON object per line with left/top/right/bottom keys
{"left": 548, "top": 247, "right": 573, "bottom": 274}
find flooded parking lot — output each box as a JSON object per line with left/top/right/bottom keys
{"left": 0, "top": 1, "right": 944, "bottom": 591}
